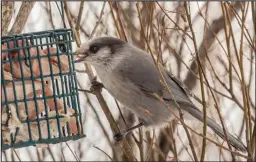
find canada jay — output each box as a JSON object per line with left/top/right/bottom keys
{"left": 75, "top": 37, "right": 246, "bottom": 152}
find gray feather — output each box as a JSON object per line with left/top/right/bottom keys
{"left": 114, "top": 45, "right": 246, "bottom": 152}
{"left": 116, "top": 46, "right": 194, "bottom": 107}
{"left": 85, "top": 37, "right": 247, "bottom": 152}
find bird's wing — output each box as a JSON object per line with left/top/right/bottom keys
{"left": 117, "top": 52, "right": 193, "bottom": 107}
{"left": 116, "top": 51, "right": 247, "bottom": 152}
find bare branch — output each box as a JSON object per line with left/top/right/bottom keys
{"left": 2, "top": 1, "right": 14, "bottom": 36}
{"left": 64, "top": 2, "right": 137, "bottom": 161}
{"left": 184, "top": 2, "right": 241, "bottom": 90}
{"left": 9, "top": 1, "right": 36, "bottom": 35}
{"left": 89, "top": 2, "right": 106, "bottom": 39}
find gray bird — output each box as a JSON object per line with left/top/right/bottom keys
{"left": 75, "top": 37, "right": 247, "bottom": 152}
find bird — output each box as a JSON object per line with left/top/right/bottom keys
{"left": 74, "top": 36, "right": 247, "bottom": 152}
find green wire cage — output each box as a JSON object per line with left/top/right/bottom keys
{"left": 1, "top": 29, "right": 85, "bottom": 150}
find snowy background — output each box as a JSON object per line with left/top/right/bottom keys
{"left": 1, "top": 1, "right": 255, "bottom": 161}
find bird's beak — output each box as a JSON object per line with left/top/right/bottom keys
{"left": 74, "top": 47, "right": 88, "bottom": 63}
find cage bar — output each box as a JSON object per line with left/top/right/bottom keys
{"left": 1, "top": 29, "right": 85, "bottom": 150}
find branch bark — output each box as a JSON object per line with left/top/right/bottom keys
{"left": 2, "top": 1, "right": 14, "bottom": 36}
{"left": 9, "top": 1, "right": 36, "bottom": 35}
{"left": 63, "top": 2, "right": 137, "bottom": 161}
{"left": 184, "top": 2, "right": 241, "bottom": 90}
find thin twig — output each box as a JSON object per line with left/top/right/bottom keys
{"left": 61, "top": 145, "right": 66, "bottom": 162}
{"left": 108, "top": 2, "right": 122, "bottom": 39}
{"left": 64, "top": 2, "right": 137, "bottom": 161}
{"left": 139, "top": 127, "right": 144, "bottom": 161}
{"left": 75, "top": 69, "right": 88, "bottom": 73}
{"left": 137, "top": 2, "right": 199, "bottom": 161}
{"left": 47, "top": 147, "right": 56, "bottom": 161}
{"left": 236, "top": 2, "right": 253, "bottom": 159}
{"left": 64, "top": 2, "right": 81, "bottom": 46}
{"left": 93, "top": 145, "right": 113, "bottom": 161}
{"left": 82, "top": 89, "right": 118, "bottom": 160}
{"left": 184, "top": 2, "right": 241, "bottom": 90}
{"left": 75, "top": 1, "right": 85, "bottom": 42}
{"left": 184, "top": 2, "right": 237, "bottom": 160}
{"left": 12, "top": 149, "right": 21, "bottom": 162}
{"left": 2, "top": 1, "right": 14, "bottom": 36}
{"left": 145, "top": 131, "right": 155, "bottom": 161}
{"left": 114, "top": 2, "right": 128, "bottom": 41}
{"left": 184, "top": 3, "right": 207, "bottom": 161}
{"left": 154, "top": 94, "right": 249, "bottom": 159}
{"left": 194, "top": 3, "right": 209, "bottom": 161}
{"left": 65, "top": 142, "right": 80, "bottom": 161}
{"left": 77, "top": 88, "right": 93, "bottom": 94}
{"left": 226, "top": 2, "right": 255, "bottom": 51}
{"left": 9, "top": 1, "right": 36, "bottom": 35}
{"left": 89, "top": 2, "right": 106, "bottom": 39}
{"left": 43, "top": 2, "right": 56, "bottom": 29}
{"left": 36, "top": 147, "right": 42, "bottom": 161}
{"left": 115, "top": 99, "right": 140, "bottom": 146}
{"left": 152, "top": 23, "right": 238, "bottom": 105}
{"left": 156, "top": 2, "right": 192, "bottom": 40}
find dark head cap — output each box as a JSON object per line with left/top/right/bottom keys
{"left": 89, "top": 37, "right": 127, "bottom": 54}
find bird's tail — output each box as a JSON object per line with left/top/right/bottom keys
{"left": 183, "top": 105, "right": 247, "bottom": 152}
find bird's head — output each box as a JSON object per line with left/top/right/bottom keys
{"left": 75, "top": 37, "right": 128, "bottom": 69}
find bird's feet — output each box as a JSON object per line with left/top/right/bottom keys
{"left": 114, "top": 123, "right": 144, "bottom": 142}
{"left": 90, "top": 76, "right": 104, "bottom": 93}
{"left": 114, "top": 130, "right": 129, "bottom": 142}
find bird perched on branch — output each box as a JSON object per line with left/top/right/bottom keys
{"left": 75, "top": 37, "right": 247, "bottom": 152}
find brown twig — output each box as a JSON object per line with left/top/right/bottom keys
{"left": 236, "top": 2, "right": 253, "bottom": 159}
{"left": 84, "top": 91, "right": 117, "bottom": 159}
{"left": 184, "top": 3, "right": 208, "bottom": 161}
{"left": 2, "top": 1, "right": 14, "bottom": 36}
{"left": 3, "top": 151, "right": 8, "bottom": 161}
{"left": 115, "top": 99, "right": 140, "bottom": 147}
{"left": 93, "top": 146, "right": 113, "bottom": 161}
{"left": 183, "top": 2, "right": 241, "bottom": 90}
{"left": 155, "top": 94, "right": 249, "bottom": 159}
{"left": 152, "top": 23, "right": 237, "bottom": 106}
{"left": 63, "top": 2, "right": 136, "bottom": 161}
{"left": 156, "top": 10, "right": 179, "bottom": 159}
{"left": 36, "top": 147, "right": 42, "bottom": 161}
{"left": 194, "top": 2, "right": 208, "bottom": 161}
{"left": 9, "top": 1, "right": 36, "bottom": 35}
{"left": 137, "top": 2, "right": 199, "bottom": 161}
{"left": 43, "top": 2, "right": 56, "bottom": 29}
{"left": 89, "top": 2, "right": 106, "bottom": 39}
{"left": 185, "top": 2, "right": 238, "bottom": 160}
{"left": 110, "top": 3, "right": 144, "bottom": 160}
{"left": 145, "top": 130, "right": 155, "bottom": 161}
{"left": 224, "top": 3, "right": 254, "bottom": 159}
{"left": 114, "top": 2, "right": 128, "bottom": 42}
{"left": 65, "top": 142, "right": 80, "bottom": 161}
{"left": 12, "top": 149, "right": 21, "bottom": 162}
{"left": 156, "top": 2, "right": 192, "bottom": 40}
{"left": 75, "top": 1, "right": 84, "bottom": 41}
{"left": 60, "top": 145, "right": 66, "bottom": 162}
{"left": 252, "top": 2, "right": 256, "bottom": 35}
{"left": 226, "top": 2, "right": 255, "bottom": 51}
{"left": 108, "top": 2, "right": 122, "bottom": 39}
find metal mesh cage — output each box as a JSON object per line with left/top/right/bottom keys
{"left": 1, "top": 29, "right": 85, "bottom": 150}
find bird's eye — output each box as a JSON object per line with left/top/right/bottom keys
{"left": 89, "top": 45, "right": 99, "bottom": 54}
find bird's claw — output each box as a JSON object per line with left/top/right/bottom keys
{"left": 114, "top": 130, "right": 128, "bottom": 142}
{"left": 90, "top": 76, "right": 104, "bottom": 93}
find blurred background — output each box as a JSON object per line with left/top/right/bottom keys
{"left": 1, "top": 1, "right": 255, "bottom": 161}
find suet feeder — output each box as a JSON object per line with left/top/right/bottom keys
{"left": 1, "top": 29, "right": 85, "bottom": 150}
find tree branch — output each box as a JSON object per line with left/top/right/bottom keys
{"left": 184, "top": 2, "right": 241, "bottom": 90}
{"left": 63, "top": 2, "right": 137, "bottom": 161}
{"left": 2, "top": 1, "right": 14, "bottom": 36}
{"left": 9, "top": 1, "right": 36, "bottom": 35}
